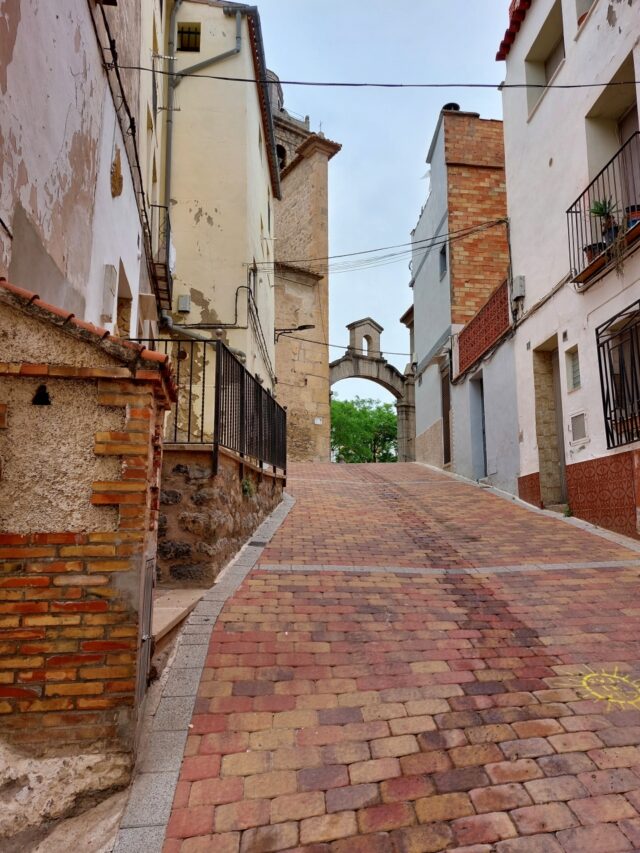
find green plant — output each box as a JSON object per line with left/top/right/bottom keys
{"left": 563, "top": 506, "right": 573, "bottom": 517}
{"left": 589, "top": 197, "right": 619, "bottom": 219}
{"left": 241, "top": 477, "right": 254, "bottom": 497}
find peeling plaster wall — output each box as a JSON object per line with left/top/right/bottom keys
{"left": 169, "top": 3, "right": 276, "bottom": 388}
{"left": 0, "top": 0, "right": 143, "bottom": 326}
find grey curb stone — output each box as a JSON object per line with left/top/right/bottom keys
{"left": 113, "top": 826, "right": 167, "bottom": 853}
{"left": 152, "top": 695, "right": 197, "bottom": 731}
{"left": 138, "top": 730, "right": 188, "bottom": 773}
{"left": 163, "top": 666, "right": 203, "bottom": 696}
{"left": 113, "top": 493, "right": 296, "bottom": 849}
{"left": 120, "top": 770, "right": 179, "bottom": 828}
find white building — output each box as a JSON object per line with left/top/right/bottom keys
{"left": 411, "top": 107, "right": 511, "bottom": 480}
{"left": 497, "top": 0, "right": 640, "bottom": 533}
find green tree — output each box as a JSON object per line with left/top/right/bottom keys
{"left": 330, "top": 397, "right": 397, "bottom": 463}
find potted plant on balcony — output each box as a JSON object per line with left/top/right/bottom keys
{"left": 590, "top": 197, "right": 620, "bottom": 244}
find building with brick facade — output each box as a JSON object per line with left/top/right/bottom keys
{"left": 269, "top": 74, "right": 341, "bottom": 462}
{"left": 497, "top": 0, "right": 640, "bottom": 534}
{"left": 411, "top": 107, "right": 510, "bottom": 474}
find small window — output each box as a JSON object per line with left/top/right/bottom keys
{"left": 177, "top": 22, "right": 201, "bottom": 52}
{"left": 570, "top": 412, "right": 587, "bottom": 443}
{"left": 566, "top": 347, "right": 581, "bottom": 391}
{"left": 439, "top": 244, "right": 447, "bottom": 279}
{"left": 276, "top": 144, "right": 287, "bottom": 170}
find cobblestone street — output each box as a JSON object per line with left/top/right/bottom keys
{"left": 161, "top": 463, "right": 640, "bottom": 852}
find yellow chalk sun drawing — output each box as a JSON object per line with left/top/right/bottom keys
{"left": 580, "top": 666, "right": 640, "bottom": 710}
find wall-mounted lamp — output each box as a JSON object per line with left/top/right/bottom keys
{"left": 274, "top": 324, "right": 315, "bottom": 343}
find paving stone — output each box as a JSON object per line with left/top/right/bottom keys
{"left": 159, "top": 463, "right": 640, "bottom": 848}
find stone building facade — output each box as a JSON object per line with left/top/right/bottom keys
{"left": 271, "top": 75, "right": 341, "bottom": 462}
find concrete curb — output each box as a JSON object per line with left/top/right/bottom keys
{"left": 112, "top": 494, "right": 296, "bottom": 853}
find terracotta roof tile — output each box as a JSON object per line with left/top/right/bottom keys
{"left": 0, "top": 279, "right": 176, "bottom": 399}
{"left": 496, "top": 0, "right": 532, "bottom": 61}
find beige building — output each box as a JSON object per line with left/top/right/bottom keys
{"left": 270, "top": 75, "right": 341, "bottom": 462}
{"left": 163, "top": 0, "right": 281, "bottom": 403}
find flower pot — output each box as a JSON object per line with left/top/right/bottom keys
{"left": 626, "top": 205, "right": 640, "bottom": 229}
{"left": 603, "top": 223, "right": 620, "bottom": 246}
{"left": 583, "top": 241, "right": 605, "bottom": 263}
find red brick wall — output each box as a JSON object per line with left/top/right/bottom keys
{"left": 444, "top": 114, "right": 509, "bottom": 326}
{"left": 457, "top": 281, "right": 510, "bottom": 374}
{"left": 0, "top": 375, "right": 164, "bottom": 752}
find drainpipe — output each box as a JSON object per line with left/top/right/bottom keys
{"left": 164, "top": 7, "right": 242, "bottom": 223}
{"left": 160, "top": 311, "right": 246, "bottom": 362}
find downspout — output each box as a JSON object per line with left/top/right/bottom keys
{"left": 160, "top": 311, "right": 247, "bottom": 362}
{"left": 164, "top": 7, "right": 242, "bottom": 223}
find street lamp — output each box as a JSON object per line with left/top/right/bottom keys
{"left": 274, "top": 324, "right": 315, "bottom": 343}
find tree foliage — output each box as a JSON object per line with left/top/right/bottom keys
{"left": 330, "top": 397, "right": 397, "bottom": 463}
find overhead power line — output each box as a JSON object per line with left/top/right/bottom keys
{"left": 267, "top": 220, "right": 507, "bottom": 275}
{"left": 279, "top": 332, "right": 411, "bottom": 358}
{"left": 263, "top": 219, "right": 506, "bottom": 267}
{"left": 119, "top": 64, "right": 639, "bottom": 91}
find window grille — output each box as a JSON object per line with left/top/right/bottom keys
{"left": 596, "top": 299, "right": 640, "bottom": 448}
{"left": 178, "top": 22, "right": 201, "bottom": 52}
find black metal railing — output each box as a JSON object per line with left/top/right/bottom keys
{"left": 149, "top": 205, "right": 173, "bottom": 309}
{"left": 597, "top": 298, "right": 640, "bottom": 449}
{"left": 133, "top": 337, "right": 286, "bottom": 471}
{"left": 567, "top": 132, "right": 640, "bottom": 284}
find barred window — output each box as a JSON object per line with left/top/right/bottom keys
{"left": 178, "top": 23, "right": 201, "bottom": 52}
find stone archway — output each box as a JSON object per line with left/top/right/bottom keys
{"left": 330, "top": 318, "right": 415, "bottom": 462}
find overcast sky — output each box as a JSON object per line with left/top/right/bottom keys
{"left": 259, "top": 0, "right": 507, "bottom": 402}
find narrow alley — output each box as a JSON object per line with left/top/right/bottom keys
{"left": 149, "top": 463, "right": 640, "bottom": 853}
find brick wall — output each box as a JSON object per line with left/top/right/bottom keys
{"left": 444, "top": 114, "right": 509, "bottom": 326}
{"left": 0, "top": 376, "right": 166, "bottom": 752}
{"left": 0, "top": 283, "right": 174, "bottom": 754}
{"left": 457, "top": 281, "right": 510, "bottom": 374}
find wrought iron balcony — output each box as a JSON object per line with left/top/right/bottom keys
{"left": 133, "top": 337, "right": 287, "bottom": 473}
{"left": 149, "top": 204, "right": 173, "bottom": 310}
{"left": 567, "top": 131, "right": 640, "bottom": 286}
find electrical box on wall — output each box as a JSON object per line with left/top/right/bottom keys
{"left": 177, "top": 295, "right": 191, "bottom": 314}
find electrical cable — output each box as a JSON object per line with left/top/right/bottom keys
{"left": 258, "top": 219, "right": 506, "bottom": 268}
{"left": 269, "top": 220, "right": 507, "bottom": 276}
{"left": 118, "top": 64, "right": 640, "bottom": 91}
{"left": 279, "top": 332, "right": 411, "bottom": 357}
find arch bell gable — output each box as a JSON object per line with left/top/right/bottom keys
{"left": 329, "top": 318, "right": 415, "bottom": 461}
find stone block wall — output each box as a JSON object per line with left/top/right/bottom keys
{"left": 157, "top": 448, "right": 283, "bottom": 587}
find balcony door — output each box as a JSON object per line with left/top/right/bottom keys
{"left": 619, "top": 104, "right": 640, "bottom": 216}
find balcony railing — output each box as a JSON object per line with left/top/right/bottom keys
{"left": 597, "top": 299, "right": 640, "bottom": 450}
{"left": 149, "top": 205, "right": 173, "bottom": 310}
{"left": 133, "top": 337, "right": 287, "bottom": 473}
{"left": 567, "top": 131, "right": 640, "bottom": 285}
